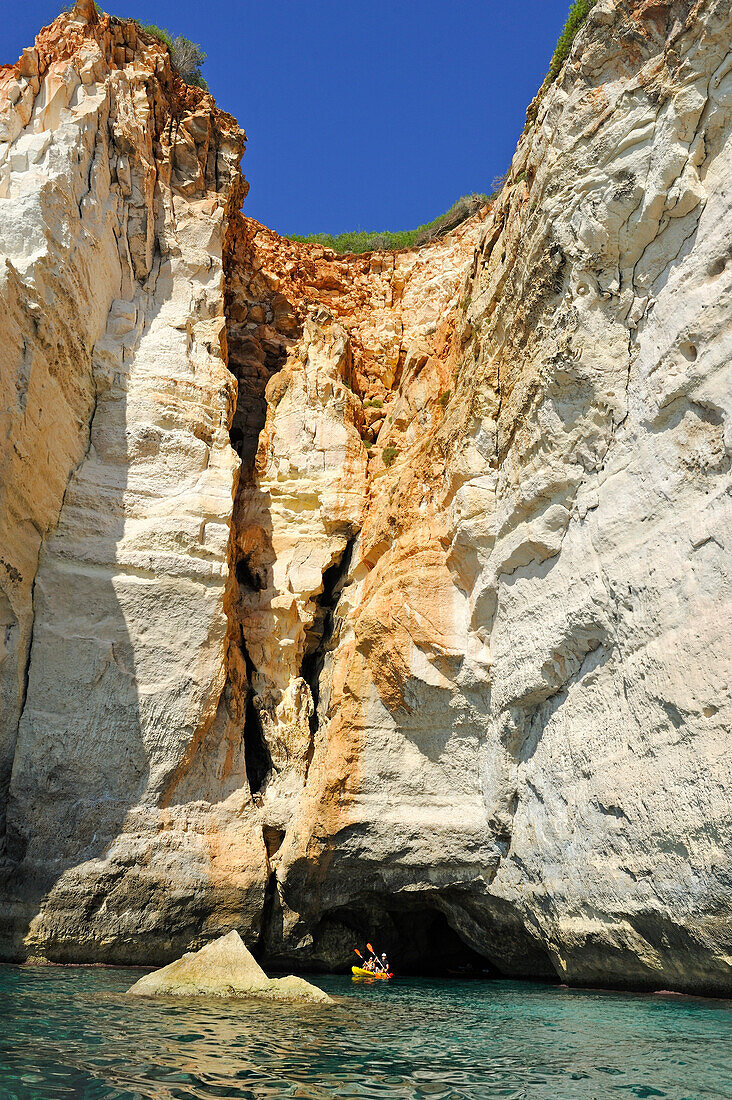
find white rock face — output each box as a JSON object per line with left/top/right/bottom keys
{"left": 443, "top": 0, "right": 732, "bottom": 991}
{"left": 251, "top": 0, "right": 732, "bottom": 993}
{"left": 0, "top": 12, "right": 267, "bottom": 962}
{"left": 0, "top": 0, "right": 730, "bottom": 995}
{"left": 0, "top": 32, "right": 121, "bottom": 843}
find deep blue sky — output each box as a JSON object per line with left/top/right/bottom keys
{"left": 8, "top": 1, "right": 573, "bottom": 235}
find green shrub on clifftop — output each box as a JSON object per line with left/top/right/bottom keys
{"left": 64, "top": 5, "right": 209, "bottom": 90}
{"left": 136, "top": 22, "right": 173, "bottom": 47}
{"left": 169, "top": 35, "right": 208, "bottom": 89}
{"left": 526, "top": 0, "right": 599, "bottom": 126}
{"left": 547, "top": 0, "right": 599, "bottom": 81}
{"left": 290, "top": 192, "right": 491, "bottom": 256}
{"left": 136, "top": 25, "right": 208, "bottom": 89}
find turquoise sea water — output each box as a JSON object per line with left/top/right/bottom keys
{"left": 0, "top": 966, "right": 730, "bottom": 1099}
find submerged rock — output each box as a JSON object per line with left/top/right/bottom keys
{"left": 126, "top": 931, "right": 331, "bottom": 1003}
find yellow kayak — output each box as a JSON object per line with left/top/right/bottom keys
{"left": 351, "top": 965, "right": 393, "bottom": 979}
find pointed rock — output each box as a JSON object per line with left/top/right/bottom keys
{"left": 72, "top": 0, "right": 98, "bottom": 24}
{"left": 127, "top": 931, "right": 331, "bottom": 1002}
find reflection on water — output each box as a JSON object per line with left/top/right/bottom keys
{"left": 1, "top": 965, "right": 730, "bottom": 1099}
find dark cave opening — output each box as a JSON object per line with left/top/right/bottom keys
{"left": 227, "top": 335, "right": 288, "bottom": 471}
{"left": 235, "top": 555, "right": 265, "bottom": 592}
{"left": 240, "top": 636, "right": 271, "bottom": 796}
{"left": 383, "top": 908, "right": 492, "bottom": 976}
{"left": 255, "top": 869, "right": 279, "bottom": 957}
{"left": 310, "top": 903, "right": 499, "bottom": 977}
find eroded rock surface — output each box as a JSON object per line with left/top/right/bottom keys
{"left": 127, "top": 929, "right": 330, "bottom": 1001}
{"left": 0, "top": 0, "right": 730, "bottom": 995}
{"left": 0, "top": 6, "right": 264, "bottom": 962}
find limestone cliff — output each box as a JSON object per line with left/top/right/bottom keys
{"left": 0, "top": 2, "right": 251, "bottom": 960}
{"left": 0, "top": 0, "right": 730, "bottom": 994}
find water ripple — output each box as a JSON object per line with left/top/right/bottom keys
{"left": 0, "top": 967, "right": 730, "bottom": 1099}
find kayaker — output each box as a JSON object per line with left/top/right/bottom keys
{"left": 379, "top": 952, "right": 390, "bottom": 973}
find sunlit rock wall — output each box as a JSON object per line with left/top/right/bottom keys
{"left": 234, "top": 0, "right": 732, "bottom": 993}
{"left": 0, "top": 0, "right": 730, "bottom": 994}
{"left": 0, "top": 5, "right": 266, "bottom": 962}
{"left": 439, "top": 0, "right": 732, "bottom": 992}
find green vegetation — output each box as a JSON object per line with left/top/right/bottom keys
{"left": 527, "top": 0, "right": 599, "bottom": 125}
{"left": 437, "top": 390, "right": 451, "bottom": 407}
{"left": 136, "top": 22, "right": 173, "bottom": 47}
{"left": 168, "top": 35, "right": 208, "bottom": 89}
{"left": 547, "top": 0, "right": 598, "bottom": 82}
{"left": 290, "top": 193, "right": 492, "bottom": 256}
{"left": 364, "top": 398, "right": 383, "bottom": 409}
{"left": 63, "top": 4, "right": 208, "bottom": 89}
{"left": 136, "top": 25, "right": 208, "bottom": 88}
{"left": 382, "top": 446, "right": 399, "bottom": 467}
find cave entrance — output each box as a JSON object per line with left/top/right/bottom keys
{"left": 311, "top": 904, "right": 498, "bottom": 977}
{"left": 383, "top": 907, "right": 491, "bottom": 976}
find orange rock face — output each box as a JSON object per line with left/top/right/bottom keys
{"left": 219, "top": 209, "right": 499, "bottom": 966}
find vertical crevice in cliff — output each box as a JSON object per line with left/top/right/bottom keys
{"left": 225, "top": 216, "right": 299, "bottom": 473}
{"left": 255, "top": 868, "right": 279, "bottom": 959}
{"left": 240, "top": 634, "right": 271, "bottom": 796}
{"left": 222, "top": 214, "right": 306, "bottom": 798}
{"left": 300, "top": 538, "right": 356, "bottom": 762}
{"left": 13, "top": 573, "right": 37, "bottom": 768}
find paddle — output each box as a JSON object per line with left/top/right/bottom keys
{"left": 367, "top": 942, "right": 386, "bottom": 973}
{"left": 354, "top": 947, "right": 376, "bottom": 975}
{"left": 354, "top": 948, "right": 372, "bottom": 969}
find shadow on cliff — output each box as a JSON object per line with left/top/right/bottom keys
{"left": 0, "top": 220, "right": 303, "bottom": 962}
{"left": 0, "top": 267, "right": 159, "bottom": 963}
{"left": 263, "top": 878, "right": 557, "bottom": 980}
{"left": 207, "top": 212, "right": 304, "bottom": 802}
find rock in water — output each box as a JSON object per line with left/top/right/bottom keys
{"left": 127, "top": 931, "right": 331, "bottom": 1002}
